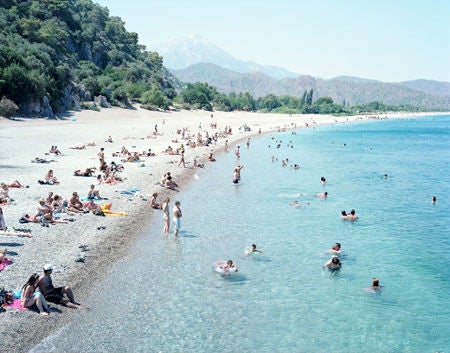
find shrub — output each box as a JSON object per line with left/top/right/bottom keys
{"left": 0, "top": 97, "right": 19, "bottom": 118}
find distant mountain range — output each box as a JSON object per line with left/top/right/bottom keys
{"left": 155, "top": 35, "right": 450, "bottom": 110}
{"left": 172, "top": 63, "right": 450, "bottom": 109}
{"left": 153, "top": 34, "right": 299, "bottom": 80}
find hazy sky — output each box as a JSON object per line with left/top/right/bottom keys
{"left": 94, "top": 0, "right": 450, "bottom": 82}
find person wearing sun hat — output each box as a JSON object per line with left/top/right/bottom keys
{"left": 37, "top": 264, "right": 81, "bottom": 309}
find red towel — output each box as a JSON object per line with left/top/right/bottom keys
{"left": 0, "top": 258, "right": 13, "bottom": 271}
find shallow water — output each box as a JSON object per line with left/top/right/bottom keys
{"left": 32, "top": 115, "right": 450, "bottom": 352}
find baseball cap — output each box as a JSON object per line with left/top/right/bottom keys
{"left": 43, "top": 264, "right": 54, "bottom": 271}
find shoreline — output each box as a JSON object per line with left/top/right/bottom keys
{"left": 0, "top": 108, "right": 446, "bottom": 352}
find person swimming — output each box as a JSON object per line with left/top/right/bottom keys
{"left": 244, "top": 244, "right": 264, "bottom": 256}
{"left": 323, "top": 256, "right": 342, "bottom": 272}
{"left": 223, "top": 260, "right": 238, "bottom": 272}
{"left": 348, "top": 209, "right": 358, "bottom": 220}
{"left": 326, "top": 243, "right": 342, "bottom": 255}
{"left": 366, "top": 277, "right": 384, "bottom": 292}
{"left": 215, "top": 259, "right": 238, "bottom": 275}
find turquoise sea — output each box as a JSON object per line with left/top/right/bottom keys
{"left": 32, "top": 115, "right": 450, "bottom": 353}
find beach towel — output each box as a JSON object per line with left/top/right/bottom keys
{"left": 0, "top": 258, "right": 13, "bottom": 271}
{"left": 5, "top": 298, "right": 26, "bottom": 310}
{"left": 101, "top": 203, "right": 127, "bottom": 216}
{"left": 103, "top": 211, "right": 127, "bottom": 216}
{"left": 80, "top": 197, "right": 102, "bottom": 201}
{"left": 119, "top": 188, "right": 140, "bottom": 195}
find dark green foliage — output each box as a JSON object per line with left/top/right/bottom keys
{"left": 180, "top": 82, "right": 218, "bottom": 111}
{"left": 0, "top": 0, "right": 177, "bottom": 112}
{"left": 141, "top": 85, "right": 169, "bottom": 109}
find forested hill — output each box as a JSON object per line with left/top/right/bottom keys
{"left": 0, "top": 0, "right": 178, "bottom": 117}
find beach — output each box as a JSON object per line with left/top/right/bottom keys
{"left": 0, "top": 107, "right": 439, "bottom": 352}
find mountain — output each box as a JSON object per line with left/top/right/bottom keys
{"left": 172, "top": 64, "right": 450, "bottom": 110}
{"left": 153, "top": 34, "right": 299, "bottom": 80}
{"left": 330, "top": 76, "right": 382, "bottom": 84}
{"left": 396, "top": 79, "right": 450, "bottom": 96}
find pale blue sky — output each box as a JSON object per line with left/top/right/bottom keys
{"left": 95, "top": 0, "right": 450, "bottom": 82}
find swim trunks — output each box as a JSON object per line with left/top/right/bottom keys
{"left": 172, "top": 217, "right": 181, "bottom": 230}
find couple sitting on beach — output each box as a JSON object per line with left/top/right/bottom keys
{"left": 38, "top": 170, "right": 60, "bottom": 185}
{"left": 160, "top": 172, "right": 178, "bottom": 190}
{"left": 20, "top": 264, "right": 82, "bottom": 316}
{"left": 49, "top": 146, "right": 62, "bottom": 155}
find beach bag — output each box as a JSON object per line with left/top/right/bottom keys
{"left": 19, "top": 215, "right": 29, "bottom": 223}
{"left": 0, "top": 288, "right": 13, "bottom": 305}
{"left": 93, "top": 209, "right": 105, "bottom": 216}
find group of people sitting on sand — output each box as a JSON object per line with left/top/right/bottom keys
{"left": 159, "top": 172, "right": 178, "bottom": 190}
{"left": 111, "top": 146, "right": 145, "bottom": 162}
{"left": 19, "top": 185, "right": 107, "bottom": 225}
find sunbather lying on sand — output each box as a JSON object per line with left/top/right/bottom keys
{"left": 69, "top": 145, "right": 86, "bottom": 150}
{"left": 1, "top": 180, "right": 27, "bottom": 188}
{"left": 74, "top": 168, "right": 95, "bottom": 177}
{"left": 32, "top": 157, "right": 56, "bottom": 163}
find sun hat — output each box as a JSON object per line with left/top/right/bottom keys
{"left": 43, "top": 264, "right": 54, "bottom": 271}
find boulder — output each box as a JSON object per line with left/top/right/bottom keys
{"left": 41, "top": 96, "right": 55, "bottom": 119}
{"left": 60, "top": 84, "right": 81, "bottom": 111}
{"left": 94, "top": 95, "right": 111, "bottom": 108}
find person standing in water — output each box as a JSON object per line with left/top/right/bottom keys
{"left": 172, "top": 201, "right": 182, "bottom": 237}
{"left": 162, "top": 197, "right": 170, "bottom": 234}
{"left": 232, "top": 165, "right": 244, "bottom": 184}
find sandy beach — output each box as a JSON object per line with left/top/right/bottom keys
{"left": 0, "top": 106, "right": 440, "bottom": 352}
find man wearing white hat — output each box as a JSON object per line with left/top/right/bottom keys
{"left": 37, "top": 264, "right": 81, "bottom": 309}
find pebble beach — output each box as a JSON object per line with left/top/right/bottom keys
{"left": 0, "top": 106, "right": 432, "bottom": 352}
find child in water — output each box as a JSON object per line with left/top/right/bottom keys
{"left": 366, "top": 277, "right": 384, "bottom": 292}
{"left": 245, "top": 244, "right": 264, "bottom": 256}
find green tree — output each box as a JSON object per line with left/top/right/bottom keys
{"left": 306, "top": 89, "right": 313, "bottom": 105}
{"left": 141, "top": 85, "right": 168, "bottom": 109}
